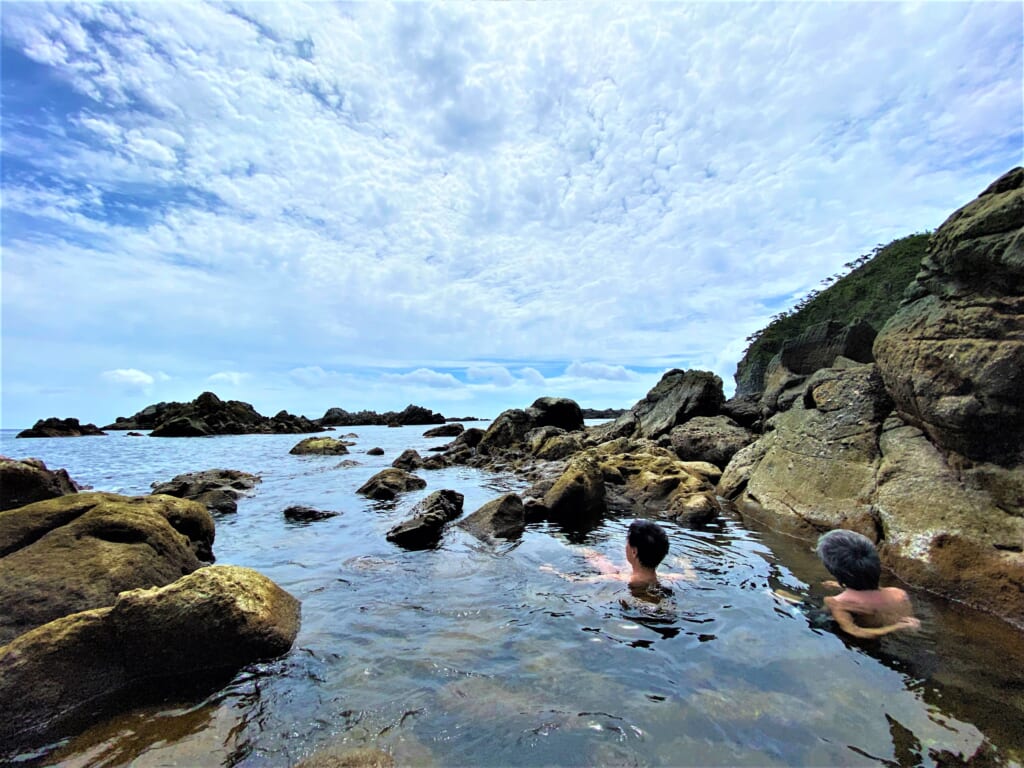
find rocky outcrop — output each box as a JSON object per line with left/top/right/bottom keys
{"left": 458, "top": 494, "right": 527, "bottom": 541}
{"left": 290, "top": 437, "right": 352, "bottom": 455}
{"left": 874, "top": 167, "right": 1024, "bottom": 467}
{"left": 16, "top": 418, "right": 106, "bottom": 438}
{"left": 150, "top": 469, "right": 260, "bottom": 515}
{"left": 367, "top": 447, "right": 385, "bottom": 456}
{"left": 540, "top": 454, "right": 608, "bottom": 525}
{"left": 356, "top": 469, "right": 427, "bottom": 501}
{"left": 0, "top": 492, "right": 215, "bottom": 644}
{"left": 719, "top": 171, "right": 1024, "bottom": 628}
{"left": 0, "top": 457, "right": 79, "bottom": 512}
{"left": 527, "top": 427, "right": 583, "bottom": 460}
{"left": 320, "top": 404, "right": 445, "bottom": 427}
{"left": 477, "top": 398, "right": 584, "bottom": 457}
{"left": 667, "top": 416, "right": 755, "bottom": 468}
{"left": 0, "top": 565, "right": 299, "bottom": 753}
{"left": 391, "top": 449, "right": 425, "bottom": 471}
{"left": 591, "top": 370, "right": 724, "bottom": 442}
{"left": 424, "top": 423, "right": 465, "bottom": 438}
{"left": 112, "top": 392, "right": 326, "bottom": 437}
{"left": 385, "top": 490, "right": 464, "bottom": 549}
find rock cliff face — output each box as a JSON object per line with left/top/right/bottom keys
{"left": 720, "top": 168, "right": 1024, "bottom": 627}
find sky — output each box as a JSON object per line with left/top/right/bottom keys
{"left": 1, "top": 2, "right": 1021, "bottom": 428}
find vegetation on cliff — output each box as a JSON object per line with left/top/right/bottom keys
{"left": 737, "top": 233, "right": 931, "bottom": 387}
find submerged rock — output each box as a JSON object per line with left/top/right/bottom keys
{"left": 386, "top": 490, "right": 464, "bottom": 549}
{"left": 283, "top": 506, "right": 340, "bottom": 522}
{"left": 458, "top": 493, "right": 526, "bottom": 541}
{"left": 0, "top": 492, "right": 215, "bottom": 645}
{"left": 0, "top": 565, "right": 300, "bottom": 753}
{"left": 290, "top": 437, "right": 352, "bottom": 455}
{"left": 356, "top": 468, "right": 427, "bottom": 501}
{"left": 0, "top": 456, "right": 79, "bottom": 512}
{"left": 150, "top": 468, "right": 260, "bottom": 515}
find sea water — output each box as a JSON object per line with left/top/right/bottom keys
{"left": 2, "top": 425, "right": 1022, "bottom": 767}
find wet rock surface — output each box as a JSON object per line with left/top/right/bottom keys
{"left": 151, "top": 468, "right": 261, "bottom": 515}
{"left": 0, "top": 456, "right": 80, "bottom": 512}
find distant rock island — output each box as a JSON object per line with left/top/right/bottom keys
{"left": 581, "top": 407, "right": 627, "bottom": 420}
{"left": 16, "top": 418, "right": 106, "bottom": 438}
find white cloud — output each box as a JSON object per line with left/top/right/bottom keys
{"left": 564, "top": 361, "right": 637, "bottom": 382}
{"left": 207, "top": 371, "right": 249, "bottom": 387}
{"left": 101, "top": 368, "right": 155, "bottom": 390}
{"left": 1, "top": 2, "right": 1020, "bottom": 427}
{"left": 467, "top": 365, "right": 515, "bottom": 387}
{"left": 382, "top": 368, "right": 464, "bottom": 389}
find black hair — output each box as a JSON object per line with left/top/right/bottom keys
{"left": 628, "top": 520, "right": 669, "bottom": 569}
{"left": 816, "top": 529, "right": 881, "bottom": 590}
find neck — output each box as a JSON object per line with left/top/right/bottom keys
{"left": 630, "top": 565, "right": 658, "bottom": 585}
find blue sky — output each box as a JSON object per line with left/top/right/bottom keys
{"left": 2, "top": 2, "right": 1021, "bottom": 428}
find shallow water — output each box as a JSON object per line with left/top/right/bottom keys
{"left": 2, "top": 425, "right": 1022, "bottom": 767}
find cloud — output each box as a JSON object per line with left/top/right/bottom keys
{"left": 207, "top": 371, "right": 249, "bottom": 387}
{"left": 467, "top": 365, "right": 515, "bottom": 387}
{"left": 101, "top": 368, "right": 155, "bottom": 390}
{"left": 564, "top": 361, "right": 637, "bottom": 381}
{"left": 382, "top": 368, "right": 464, "bottom": 389}
{"left": 1, "top": 2, "right": 1020, "bottom": 428}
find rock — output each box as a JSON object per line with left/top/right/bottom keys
{"left": 290, "top": 437, "right": 352, "bottom": 455}
{"left": 0, "top": 492, "right": 215, "bottom": 644}
{"left": 593, "top": 370, "right": 724, "bottom": 441}
{"left": 126, "top": 431, "right": 144, "bottom": 437}
{"left": 283, "top": 506, "right": 340, "bottom": 522}
{"left": 721, "top": 394, "right": 762, "bottom": 429}
{"left": 138, "top": 391, "right": 326, "bottom": 437}
{"left": 458, "top": 493, "right": 526, "bottom": 541}
{"left": 527, "top": 427, "right": 583, "bottom": 461}
{"left": 477, "top": 399, "right": 584, "bottom": 457}
{"left": 594, "top": 442, "right": 721, "bottom": 525}
{"left": 542, "top": 454, "right": 607, "bottom": 525}
{"left": 0, "top": 456, "right": 79, "bottom": 512}
{"left": 356, "top": 469, "right": 427, "bottom": 501}
{"left": 0, "top": 565, "right": 299, "bottom": 752}
{"left": 874, "top": 167, "right": 1024, "bottom": 466}
{"left": 320, "top": 404, "right": 445, "bottom": 427}
{"left": 385, "top": 490, "right": 464, "bottom": 549}
{"left": 423, "top": 423, "right": 465, "bottom": 438}
{"left": 421, "top": 454, "right": 448, "bottom": 470}
{"left": 294, "top": 747, "right": 395, "bottom": 768}
{"left": 874, "top": 418, "right": 1024, "bottom": 623}
{"left": 391, "top": 448, "right": 425, "bottom": 471}
{"left": 16, "top": 418, "right": 106, "bottom": 438}
{"left": 150, "top": 469, "right": 260, "bottom": 515}
{"left": 527, "top": 397, "right": 584, "bottom": 432}
{"left": 667, "top": 416, "right": 756, "bottom": 468}
{"left": 367, "top": 447, "right": 385, "bottom": 456}
{"left": 722, "top": 364, "right": 893, "bottom": 539}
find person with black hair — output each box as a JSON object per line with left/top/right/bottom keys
{"left": 541, "top": 520, "right": 691, "bottom": 587}
{"left": 816, "top": 529, "right": 920, "bottom": 639}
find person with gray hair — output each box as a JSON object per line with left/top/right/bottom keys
{"left": 817, "top": 529, "right": 920, "bottom": 639}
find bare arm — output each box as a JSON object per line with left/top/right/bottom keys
{"left": 824, "top": 597, "right": 921, "bottom": 639}
{"left": 582, "top": 548, "right": 622, "bottom": 576}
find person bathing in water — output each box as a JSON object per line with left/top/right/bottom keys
{"left": 541, "top": 519, "right": 692, "bottom": 587}
{"left": 816, "top": 529, "right": 920, "bottom": 639}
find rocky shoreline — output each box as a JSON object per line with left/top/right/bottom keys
{"left": 1, "top": 167, "right": 1021, "bottom": 755}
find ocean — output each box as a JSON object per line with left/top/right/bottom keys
{"left": 2, "top": 424, "right": 1022, "bottom": 767}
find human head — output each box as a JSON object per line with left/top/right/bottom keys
{"left": 816, "top": 529, "right": 881, "bottom": 590}
{"left": 627, "top": 520, "right": 670, "bottom": 569}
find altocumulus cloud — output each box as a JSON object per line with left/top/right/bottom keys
{"left": 101, "top": 368, "right": 155, "bottom": 390}
{"left": 0, "top": 2, "right": 1020, "bottom": 427}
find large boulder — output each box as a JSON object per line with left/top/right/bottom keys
{"left": 458, "top": 494, "right": 527, "bottom": 541}
{"left": 391, "top": 448, "right": 425, "bottom": 471}
{"left": 150, "top": 468, "right": 260, "bottom": 515}
{"left": 0, "top": 565, "right": 299, "bottom": 752}
{"left": 356, "top": 469, "right": 427, "bottom": 501}
{"left": 477, "top": 398, "right": 584, "bottom": 457}
{"left": 290, "top": 437, "right": 352, "bottom": 455}
{"left": 385, "top": 490, "right": 464, "bottom": 549}
{"left": 592, "top": 370, "right": 724, "bottom": 441}
{"left": 874, "top": 167, "right": 1024, "bottom": 467}
{"left": 0, "top": 456, "right": 79, "bottom": 512}
{"left": 541, "top": 454, "right": 607, "bottom": 525}
{"left": 667, "top": 416, "right": 756, "bottom": 468}
{"left": 720, "top": 364, "right": 893, "bottom": 539}
{"left": 16, "top": 418, "right": 105, "bottom": 438}
{"left": 0, "top": 492, "right": 215, "bottom": 644}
